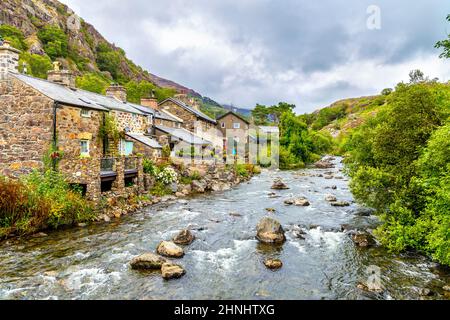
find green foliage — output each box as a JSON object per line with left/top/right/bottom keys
{"left": 435, "top": 14, "right": 450, "bottom": 59}
{"left": 311, "top": 103, "right": 347, "bottom": 130}
{"left": 37, "top": 25, "right": 68, "bottom": 60}
{"left": 124, "top": 80, "right": 176, "bottom": 104}
{"left": 162, "top": 145, "right": 171, "bottom": 158}
{"left": 95, "top": 42, "right": 129, "bottom": 82}
{"left": 76, "top": 73, "right": 110, "bottom": 94}
{"left": 0, "top": 25, "right": 28, "bottom": 51}
{"left": 143, "top": 158, "right": 157, "bottom": 175}
{"left": 98, "top": 113, "right": 122, "bottom": 153}
{"left": 252, "top": 104, "right": 270, "bottom": 125}
{"left": 381, "top": 88, "right": 393, "bottom": 96}
{"left": 0, "top": 171, "right": 95, "bottom": 237}
{"left": 345, "top": 81, "right": 450, "bottom": 265}
{"left": 149, "top": 181, "right": 173, "bottom": 196}
{"left": 19, "top": 52, "right": 53, "bottom": 79}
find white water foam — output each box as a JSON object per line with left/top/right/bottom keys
{"left": 191, "top": 240, "right": 257, "bottom": 273}
{"left": 306, "top": 227, "right": 345, "bottom": 250}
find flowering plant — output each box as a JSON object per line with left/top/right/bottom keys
{"left": 156, "top": 167, "right": 178, "bottom": 185}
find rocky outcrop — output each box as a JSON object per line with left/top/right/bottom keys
{"left": 256, "top": 218, "right": 286, "bottom": 244}
{"left": 130, "top": 253, "right": 168, "bottom": 270}
{"left": 156, "top": 241, "right": 185, "bottom": 258}
{"left": 161, "top": 263, "right": 186, "bottom": 280}
{"left": 173, "top": 230, "right": 195, "bottom": 245}
{"left": 264, "top": 259, "right": 283, "bottom": 270}
{"left": 271, "top": 179, "right": 289, "bottom": 190}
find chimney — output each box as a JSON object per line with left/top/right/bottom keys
{"left": 140, "top": 89, "right": 158, "bottom": 110}
{"left": 47, "top": 61, "right": 76, "bottom": 87}
{"left": 0, "top": 39, "right": 21, "bottom": 80}
{"left": 106, "top": 83, "right": 127, "bottom": 102}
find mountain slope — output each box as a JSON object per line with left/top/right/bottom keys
{"left": 0, "top": 0, "right": 200, "bottom": 95}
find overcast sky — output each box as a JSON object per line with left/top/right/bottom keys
{"left": 60, "top": 0, "right": 450, "bottom": 113}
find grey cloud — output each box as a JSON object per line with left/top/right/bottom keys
{"left": 61, "top": 0, "right": 450, "bottom": 112}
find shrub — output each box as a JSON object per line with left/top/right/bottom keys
{"left": 155, "top": 167, "right": 178, "bottom": 185}
{"left": 0, "top": 25, "right": 28, "bottom": 51}
{"left": 143, "top": 159, "right": 157, "bottom": 175}
{"left": 19, "top": 53, "right": 53, "bottom": 79}
{"left": 0, "top": 171, "right": 95, "bottom": 238}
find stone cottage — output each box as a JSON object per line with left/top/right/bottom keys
{"left": 216, "top": 111, "right": 252, "bottom": 161}
{"left": 0, "top": 41, "right": 162, "bottom": 200}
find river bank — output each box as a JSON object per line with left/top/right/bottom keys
{"left": 0, "top": 157, "right": 448, "bottom": 300}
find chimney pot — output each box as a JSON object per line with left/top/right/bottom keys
{"left": 106, "top": 83, "right": 127, "bottom": 102}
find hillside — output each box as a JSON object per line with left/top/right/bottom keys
{"left": 302, "top": 94, "right": 387, "bottom": 139}
{"left": 0, "top": 0, "right": 204, "bottom": 97}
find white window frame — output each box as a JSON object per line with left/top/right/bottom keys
{"left": 233, "top": 122, "right": 241, "bottom": 129}
{"left": 80, "top": 140, "right": 90, "bottom": 156}
{"left": 81, "top": 109, "right": 91, "bottom": 118}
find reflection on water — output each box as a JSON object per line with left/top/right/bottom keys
{"left": 0, "top": 158, "right": 448, "bottom": 300}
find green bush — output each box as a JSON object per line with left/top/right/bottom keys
{"left": 19, "top": 53, "right": 53, "bottom": 79}
{"left": 0, "top": 25, "right": 28, "bottom": 51}
{"left": 0, "top": 170, "right": 95, "bottom": 238}
{"left": 76, "top": 73, "right": 110, "bottom": 94}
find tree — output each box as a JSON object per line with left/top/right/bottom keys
{"left": 76, "top": 73, "right": 109, "bottom": 94}
{"left": 381, "top": 88, "right": 393, "bottom": 96}
{"left": 37, "top": 25, "right": 68, "bottom": 60}
{"left": 435, "top": 14, "right": 450, "bottom": 59}
{"left": 251, "top": 104, "right": 269, "bottom": 125}
{"left": 409, "top": 69, "right": 426, "bottom": 84}
{"left": 268, "top": 102, "right": 295, "bottom": 124}
{"left": 19, "top": 53, "right": 53, "bottom": 79}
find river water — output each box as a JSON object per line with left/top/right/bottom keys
{"left": 0, "top": 158, "right": 448, "bottom": 300}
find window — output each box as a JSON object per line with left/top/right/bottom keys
{"left": 81, "top": 109, "right": 91, "bottom": 118}
{"left": 233, "top": 123, "right": 241, "bottom": 129}
{"left": 221, "top": 122, "right": 225, "bottom": 128}
{"left": 80, "top": 140, "right": 90, "bottom": 156}
{"left": 120, "top": 139, "right": 134, "bottom": 156}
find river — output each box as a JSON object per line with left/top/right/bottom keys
{"left": 0, "top": 157, "right": 448, "bottom": 300}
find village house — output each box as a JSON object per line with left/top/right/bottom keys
{"left": 216, "top": 111, "right": 251, "bottom": 162}
{"left": 0, "top": 40, "right": 164, "bottom": 201}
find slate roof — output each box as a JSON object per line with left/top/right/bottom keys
{"left": 159, "top": 97, "right": 216, "bottom": 124}
{"left": 130, "top": 103, "right": 181, "bottom": 123}
{"left": 155, "top": 125, "right": 211, "bottom": 145}
{"left": 12, "top": 73, "right": 144, "bottom": 115}
{"left": 216, "top": 111, "right": 250, "bottom": 124}
{"left": 126, "top": 133, "right": 162, "bottom": 149}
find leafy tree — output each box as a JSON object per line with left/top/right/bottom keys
{"left": 381, "top": 88, "right": 393, "bottom": 96}
{"left": 409, "top": 69, "right": 426, "bottom": 84}
{"left": 37, "top": 25, "right": 68, "bottom": 60}
{"left": 435, "top": 14, "right": 450, "bottom": 59}
{"left": 268, "top": 102, "right": 295, "bottom": 124}
{"left": 252, "top": 104, "right": 269, "bottom": 125}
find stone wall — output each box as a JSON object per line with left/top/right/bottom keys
{"left": 57, "top": 105, "right": 104, "bottom": 201}
{"left": 115, "top": 111, "right": 147, "bottom": 134}
{"left": 0, "top": 77, "right": 53, "bottom": 176}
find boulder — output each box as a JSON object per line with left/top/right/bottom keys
{"left": 156, "top": 241, "right": 185, "bottom": 258}
{"left": 256, "top": 218, "right": 286, "bottom": 244}
{"left": 269, "top": 192, "right": 281, "bottom": 198}
{"left": 314, "top": 160, "right": 334, "bottom": 169}
{"left": 331, "top": 201, "right": 350, "bottom": 207}
{"left": 332, "top": 185, "right": 338, "bottom": 190}
{"left": 130, "top": 253, "right": 168, "bottom": 270}
{"left": 443, "top": 285, "right": 450, "bottom": 292}
{"left": 161, "top": 263, "right": 186, "bottom": 280}
{"left": 351, "top": 232, "right": 374, "bottom": 247}
{"left": 284, "top": 197, "right": 310, "bottom": 206}
{"left": 325, "top": 194, "right": 337, "bottom": 202}
{"left": 271, "top": 179, "right": 289, "bottom": 190}
{"left": 191, "top": 180, "right": 206, "bottom": 193}
{"left": 266, "top": 208, "right": 276, "bottom": 213}
{"left": 324, "top": 175, "right": 333, "bottom": 180}
{"left": 173, "top": 230, "right": 195, "bottom": 245}
{"left": 264, "top": 259, "right": 283, "bottom": 270}
{"left": 229, "top": 212, "right": 243, "bottom": 217}
{"left": 350, "top": 207, "right": 375, "bottom": 217}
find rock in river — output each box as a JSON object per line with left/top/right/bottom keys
{"left": 351, "top": 232, "right": 374, "bottom": 247}
{"left": 173, "top": 230, "right": 195, "bottom": 245}
{"left": 161, "top": 263, "right": 186, "bottom": 280}
{"left": 157, "top": 241, "right": 185, "bottom": 258}
{"left": 325, "top": 194, "right": 337, "bottom": 202}
{"left": 331, "top": 201, "right": 350, "bottom": 207}
{"left": 271, "top": 179, "right": 289, "bottom": 190}
{"left": 314, "top": 160, "right": 334, "bottom": 169}
{"left": 130, "top": 253, "right": 168, "bottom": 270}
{"left": 264, "top": 259, "right": 283, "bottom": 270}
{"left": 285, "top": 197, "right": 310, "bottom": 206}
{"left": 256, "top": 217, "right": 286, "bottom": 244}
